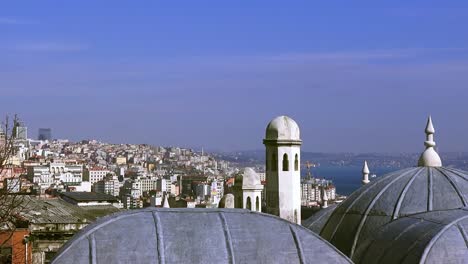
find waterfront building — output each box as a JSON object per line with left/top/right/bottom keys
{"left": 301, "top": 178, "right": 336, "bottom": 207}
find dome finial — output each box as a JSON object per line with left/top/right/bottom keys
{"left": 425, "top": 115, "right": 435, "bottom": 134}
{"left": 362, "top": 161, "right": 370, "bottom": 185}
{"left": 418, "top": 116, "right": 442, "bottom": 167}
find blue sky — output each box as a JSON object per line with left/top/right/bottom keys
{"left": 1, "top": 1, "right": 468, "bottom": 152}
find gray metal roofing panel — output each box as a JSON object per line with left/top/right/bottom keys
{"left": 424, "top": 224, "right": 468, "bottom": 264}
{"left": 398, "top": 169, "right": 429, "bottom": 215}
{"left": 52, "top": 208, "right": 352, "bottom": 264}
{"left": 432, "top": 169, "right": 465, "bottom": 210}
{"left": 365, "top": 219, "right": 439, "bottom": 264}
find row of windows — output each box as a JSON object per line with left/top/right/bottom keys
{"left": 238, "top": 196, "right": 261, "bottom": 211}
{"left": 246, "top": 196, "right": 260, "bottom": 211}
{"left": 266, "top": 153, "right": 299, "bottom": 172}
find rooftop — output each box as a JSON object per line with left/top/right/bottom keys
{"left": 52, "top": 208, "right": 352, "bottom": 264}
{"left": 60, "top": 192, "right": 119, "bottom": 203}
{"left": 17, "top": 196, "right": 120, "bottom": 224}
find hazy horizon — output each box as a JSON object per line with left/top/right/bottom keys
{"left": 2, "top": 2, "right": 468, "bottom": 152}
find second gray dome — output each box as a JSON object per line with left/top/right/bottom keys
{"left": 320, "top": 166, "right": 468, "bottom": 258}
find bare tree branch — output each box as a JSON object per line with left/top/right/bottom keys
{"left": 0, "top": 115, "right": 27, "bottom": 258}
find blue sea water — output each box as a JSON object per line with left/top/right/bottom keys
{"left": 306, "top": 166, "right": 397, "bottom": 196}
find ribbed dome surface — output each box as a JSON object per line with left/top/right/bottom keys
{"left": 355, "top": 208, "right": 468, "bottom": 264}
{"left": 265, "top": 116, "right": 301, "bottom": 141}
{"left": 52, "top": 208, "right": 351, "bottom": 264}
{"left": 320, "top": 167, "right": 468, "bottom": 258}
{"left": 303, "top": 204, "right": 338, "bottom": 234}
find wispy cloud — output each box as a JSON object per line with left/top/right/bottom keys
{"left": 263, "top": 48, "right": 468, "bottom": 63}
{"left": 13, "top": 42, "right": 89, "bottom": 52}
{"left": 0, "top": 17, "right": 37, "bottom": 25}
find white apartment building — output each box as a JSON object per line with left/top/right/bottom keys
{"left": 28, "top": 163, "right": 83, "bottom": 192}
{"left": 157, "top": 178, "right": 172, "bottom": 194}
{"left": 85, "top": 167, "right": 111, "bottom": 184}
{"left": 94, "top": 175, "right": 121, "bottom": 197}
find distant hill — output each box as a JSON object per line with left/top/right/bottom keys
{"left": 212, "top": 150, "right": 468, "bottom": 170}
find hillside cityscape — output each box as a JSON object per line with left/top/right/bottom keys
{"left": 2, "top": 2, "right": 468, "bottom": 263}
{"left": 2, "top": 118, "right": 468, "bottom": 263}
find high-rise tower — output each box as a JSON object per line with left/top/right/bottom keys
{"left": 38, "top": 128, "right": 52, "bottom": 141}
{"left": 264, "top": 116, "right": 302, "bottom": 224}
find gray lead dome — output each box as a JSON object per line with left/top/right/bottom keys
{"left": 320, "top": 167, "right": 468, "bottom": 259}
{"left": 355, "top": 208, "right": 468, "bottom": 264}
{"left": 52, "top": 208, "right": 351, "bottom": 264}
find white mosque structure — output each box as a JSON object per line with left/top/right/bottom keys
{"left": 305, "top": 116, "right": 468, "bottom": 263}
{"left": 52, "top": 115, "right": 467, "bottom": 263}
{"left": 264, "top": 116, "right": 302, "bottom": 224}
{"left": 233, "top": 168, "right": 263, "bottom": 212}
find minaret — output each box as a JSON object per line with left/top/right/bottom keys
{"left": 418, "top": 116, "right": 442, "bottom": 167}
{"left": 362, "top": 161, "right": 370, "bottom": 185}
{"left": 162, "top": 194, "right": 170, "bottom": 208}
{"left": 322, "top": 189, "right": 329, "bottom": 209}
{"left": 264, "top": 116, "right": 302, "bottom": 224}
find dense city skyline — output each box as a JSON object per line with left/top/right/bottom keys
{"left": 2, "top": 2, "right": 468, "bottom": 152}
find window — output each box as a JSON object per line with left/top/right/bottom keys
{"left": 0, "top": 247, "right": 12, "bottom": 264}
{"left": 246, "top": 196, "right": 252, "bottom": 210}
{"left": 294, "top": 154, "right": 299, "bottom": 171}
{"left": 44, "top": 251, "right": 57, "bottom": 264}
{"left": 282, "top": 154, "right": 289, "bottom": 171}
{"left": 256, "top": 196, "right": 260, "bottom": 211}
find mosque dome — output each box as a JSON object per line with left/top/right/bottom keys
{"left": 313, "top": 117, "right": 468, "bottom": 262}
{"left": 354, "top": 208, "right": 468, "bottom": 264}
{"left": 320, "top": 166, "right": 468, "bottom": 259}
{"left": 52, "top": 208, "right": 352, "bottom": 264}
{"left": 264, "top": 116, "right": 301, "bottom": 142}
{"left": 242, "top": 167, "right": 262, "bottom": 189}
{"left": 303, "top": 204, "right": 338, "bottom": 234}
